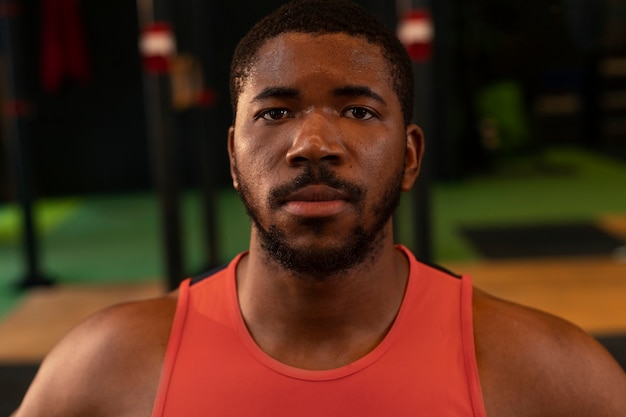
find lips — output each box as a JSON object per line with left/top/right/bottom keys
{"left": 284, "top": 185, "right": 349, "bottom": 203}
{"left": 282, "top": 185, "right": 351, "bottom": 217}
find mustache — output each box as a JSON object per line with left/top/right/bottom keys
{"left": 268, "top": 165, "right": 364, "bottom": 209}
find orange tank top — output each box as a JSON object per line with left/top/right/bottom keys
{"left": 152, "top": 245, "right": 486, "bottom": 416}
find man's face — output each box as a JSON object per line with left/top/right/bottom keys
{"left": 228, "top": 32, "right": 422, "bottom": 278}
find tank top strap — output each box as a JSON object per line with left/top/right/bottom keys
{"left": 151, "top": 278, "right": 192, "bottom": 417}
{"left": 460, "top": 274, "right": 487, "bottom": 417}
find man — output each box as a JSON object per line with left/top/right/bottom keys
{"left": 14, "top": 0, "right": 626, "bottom": 416}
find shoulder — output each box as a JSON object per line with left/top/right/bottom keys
{"left": 14, "top": 293, "right": 178, "bottom": 417}
{"left": 473, "top": 288, "right": 626, "bottom": 417}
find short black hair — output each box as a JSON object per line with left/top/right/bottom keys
{"left": 229, "top": 0, "right": 414, "bottom": 125}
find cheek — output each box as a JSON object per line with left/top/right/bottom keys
{"left": 354, "top": 135, "right": 405, "bottom": 174}
{"left": 234, "top": 122, "right": 289, "bottom": 171}
{"left": 234, "top": 136, "right": 271, "bottom": 175}
{"left": 232, "top": 139, "right": 280, "bottom": 200}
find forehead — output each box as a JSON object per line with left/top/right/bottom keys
{"left": 241, "top": 32, "right": 393, "bottom": 98}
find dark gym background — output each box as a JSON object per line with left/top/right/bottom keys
{"left": 2, "top": 0, "right": 618, "bottom": 198}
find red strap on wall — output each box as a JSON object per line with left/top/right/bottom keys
{"left": 397, "top": 10, "right": 434, "bottom": 63}
{"left": 40, "top": 0, "right": 91, "bottom": 93}
{"left": 139, "top": 22, "right": 176, "bottom": 74}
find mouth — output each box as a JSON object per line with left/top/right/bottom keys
{"left": 282, "top": 185, "right": 351, "bottom": 217}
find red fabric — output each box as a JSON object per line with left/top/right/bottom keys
{"left": 152, "top": 246, "right": 487, "bottom": 416}
{"left": 139, "top": 22, "right": 175, "bottom": 74}
{"left": 398, "top": 10, "right": 434, "bottom": 62}
{"left": 406, "top": 42, "right": 433, "bottom": 62}
{"left": 40, "top": 0, "right": 90, "bottom": 93}
{"left": 141, "top": 56, "right": 170, "bottom": 74}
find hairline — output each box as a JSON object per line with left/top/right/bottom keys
{"left": 231, "top": 29, "right": 412, "bottom": 126}
{"left": 234, "top": 31, "right": 401, "bottom": 115}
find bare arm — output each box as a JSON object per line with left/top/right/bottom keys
{"left": 13, "top": 296, "right": 176, "bottom": 417}
{"left": 474, "top": 289, "right": 626, "bottom": 417}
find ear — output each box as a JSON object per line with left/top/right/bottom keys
{"left": 401, "top": 123, "right": 424, "bottom": 192}
{"left": 227, "top": 126, "right": 240, "bottom": 191}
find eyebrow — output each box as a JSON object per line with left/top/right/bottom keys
{"left": 332, "top": 85, "right": 386, "bottom": 105}
{"left": 250, "top": 85, "right": 386, "bottom": 105}
{"left": 252, "top": 87, "right": 300, "bottom": 102}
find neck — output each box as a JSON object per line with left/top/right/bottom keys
{"left": 236, "top": 226, "right": 409, "bottom": 370}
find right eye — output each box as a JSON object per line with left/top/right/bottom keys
{"left": 257, "top": 108, "right": 292, "bottom": 121}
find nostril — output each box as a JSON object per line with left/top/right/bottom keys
{"left": 287, "top": 153, "right": 342, "bottom": 167}
{"left": 289, "top": 155, "right": 310, "bottom": 166}
{"left": 320, "top": 154, "right": 341, "bottom": 164}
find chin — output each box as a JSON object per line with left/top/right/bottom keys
{"left": 259, "top": 223, "right": 386, "bottom": 279}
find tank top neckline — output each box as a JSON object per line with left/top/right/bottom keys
{"left": 226, "top": 245, "right": 418, "bottom": 381}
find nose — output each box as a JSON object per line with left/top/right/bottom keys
{"left": 285, "top": 112, "right": 346, "bottom": 166}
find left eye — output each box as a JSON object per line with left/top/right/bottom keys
{"left": 343, "top": 107, "right": 376, "bottom": 120}
{"left": 259, "top": 108, "right": 292, "bottom": 121}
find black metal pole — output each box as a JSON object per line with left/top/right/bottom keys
{"left": 412, "top": 67, "right": 434, "bottom": 263}
{"left": 0, "top": 0, "right": 53, "bottom": 288}
{"left": 137, "top": 0, "right": 184, "bottom": 290}
{"left": 184, "top": 0, "right": 220, "bottom": 270}
{"left": 396, "top": 0, "right": 434, "bottom": 263}
{"left": 191, "top": 104, "right": 220, "bottom": 270}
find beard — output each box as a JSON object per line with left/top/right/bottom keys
{"left": 234, "top": 163, "right": 404, "bottom": 279}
